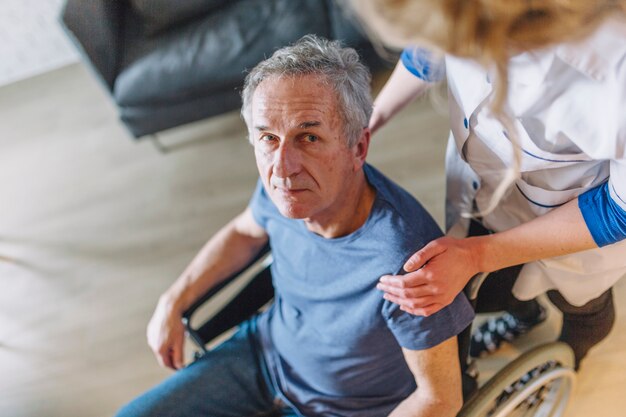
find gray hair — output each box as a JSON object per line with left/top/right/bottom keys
{"left": 241, "top": 35, "right": 373, "bottom": 147}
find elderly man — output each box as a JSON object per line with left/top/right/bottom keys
{"left": 116, "top": 35, "right": 473, "bottom": 417}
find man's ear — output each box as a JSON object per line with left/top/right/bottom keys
{"left": 352, "top": 127, "right": 371, "bottom": 171}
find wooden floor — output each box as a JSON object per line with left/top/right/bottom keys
{"left": 0, "top": 63, "right": 624, "bottom": 417}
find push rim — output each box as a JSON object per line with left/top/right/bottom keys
{"left": 459, "top": 342, "right": 576, "bottom": 417}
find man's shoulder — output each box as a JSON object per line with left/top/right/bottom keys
{"left": 364, "top": 164, "right": 443, "bottom": 249}
{"left": 366, "top": 164, "right": 412, "bottom": 200}
{"left": 365, "top": 164, "right": 436, "bottom": 223}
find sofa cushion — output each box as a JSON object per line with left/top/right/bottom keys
{"left": 130, "top": 0, "right": 229, "bottom": 35}
{"left": 115, "top": 0, "right": 331, "bottom": 108}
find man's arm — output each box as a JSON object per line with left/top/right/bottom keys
{"left": 147, "top": 207, "right": 268, "bottom": 369}
{"left": 388, "top": 337, "right": 463, "bottom": 417}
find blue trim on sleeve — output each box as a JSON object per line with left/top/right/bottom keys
{"left": 400, "top": 47, "right": 445, "bottom": 83}
{"left": 578, "top": 182, "right": 626, "bottom": 247}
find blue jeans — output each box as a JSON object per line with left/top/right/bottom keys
{"left": 115, "top": 318, "right": 298, "bottom": 417}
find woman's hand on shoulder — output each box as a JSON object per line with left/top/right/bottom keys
{"left": 377, "top": 236, "right": 482, "bottom": 316}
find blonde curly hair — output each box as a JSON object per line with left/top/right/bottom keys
{"left": 352, "top": 0, "right": 624, "bottom": 106}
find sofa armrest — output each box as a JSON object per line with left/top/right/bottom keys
{"left": 61, "top": 0, "right": 125, "bottom": 90}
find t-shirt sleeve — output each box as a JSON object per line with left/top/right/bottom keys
{"left": 400, "top": 47, "right": 446, "bottom": 83}
{"left": 382, "top": 290, "right": 474, "bottom": 350}
{"left": 249, "top": 178, "right": 274, "bottom": 230}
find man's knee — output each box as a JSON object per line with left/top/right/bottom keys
{"left": 112, "top": 361, "right": 213, "bottom": 417}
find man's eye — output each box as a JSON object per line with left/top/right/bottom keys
{"left": 304, "top": 134, "right": 319, "bottom": 143}
{"left": 260, "top": 134, "right": 276, "bottom": 142}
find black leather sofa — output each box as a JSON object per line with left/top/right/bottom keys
{"left": 61, "top": 0, "right": 384, "bottom": 138}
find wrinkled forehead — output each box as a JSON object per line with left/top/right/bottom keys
{"left": 251, "top": 74, "right": 343, "bottom": 131}
{"left": 253, "top": 73, "right": 335, "bottom": 104}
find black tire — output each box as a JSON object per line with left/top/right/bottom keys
{"left": 458, "top": 342, "right": 576, "bottom": 417}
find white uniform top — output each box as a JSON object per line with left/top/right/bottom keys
{"left": 443, "top": 15, "right": 626, "bottom": 306}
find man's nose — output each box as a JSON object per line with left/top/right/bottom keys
{"left": 273, "top": 141, "right": 301, "bottom": 178}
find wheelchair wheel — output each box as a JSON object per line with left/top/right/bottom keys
{"left": 458, "top": 342, "right": 576, "bottom": 417}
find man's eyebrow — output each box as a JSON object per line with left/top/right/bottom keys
{"left": 298, "top": 121, "right": 321, "bottom": 129}
{"left": 254, "top": 121, "right": 321, "bottom": 131}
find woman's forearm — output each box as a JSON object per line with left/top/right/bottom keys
{"left": 370, "top": 60, "right": 431, "bottom": 133}
{"left": 473, "top": 198, "right": 597, "bottom": 273}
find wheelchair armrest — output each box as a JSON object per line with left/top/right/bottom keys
{"left": 466, "top": 272, "right": 489, "bottom": 301}
{"left": 182, "top": 244, "right": 274, "bottom": 352}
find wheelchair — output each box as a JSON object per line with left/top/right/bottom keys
{"left": 182, "top": 246, "right": 577, "bottom": 417}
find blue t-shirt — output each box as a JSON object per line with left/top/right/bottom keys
{"left": 251, "top": 164, "right": 474, "bottom": 417}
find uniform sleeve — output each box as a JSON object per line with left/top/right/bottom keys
{"left": 577, "top": 54, "right": 626, "bottom": 247}
{"left": 382, "top": 291, "right": 474, "bottom": 350}
{"left": 578, "top": 167, "right": 626, "bottom": 247}
{"left": 400, "top": 47, "right": 446, "bottom": 83}
{"left": 248, "top": 178, "right": 274, "bottom": 230}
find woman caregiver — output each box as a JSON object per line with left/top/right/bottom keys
{"left": 356, "top": 0, "right": 626, "bottom": 368}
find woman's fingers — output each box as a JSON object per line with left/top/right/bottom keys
{"left": 377, "top": 277, "right": 430, "bottom": 298}
{"left": 380, "top": 272, "right": 460, "bottom": 311}
{"left": 378, "top": 236, "right": 478, "bottom": 316}
{"left": 403, "top": 238, "right": 448, "bottom": 272}
{"left": 379, "top": 263, "right": 438, "bottom": 292}
{"left": 382, "top": 291, "right": 432, "bottom": 310}
{"left": 401, "top": 303, "right": 444, "bottom": 317}
{"left": 381, "top": 290, "right": 442, "bottom": 316}
{"left": 379, "top": 269, "right": 451, "bottom": 315}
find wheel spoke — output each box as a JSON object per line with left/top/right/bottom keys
{"left": 458, "top": 343, "right": 577, "bottom": 417}
{"left": 491, "top": 368, "right": 576, "bottom": 417}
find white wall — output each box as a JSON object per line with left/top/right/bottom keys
{"left": 0, "top": 0, "right": 79, "bottom": 87}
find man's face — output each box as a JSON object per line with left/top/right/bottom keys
{"left": 250, "top": 74, "right": 361, "bottom": 223}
